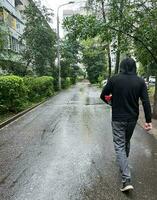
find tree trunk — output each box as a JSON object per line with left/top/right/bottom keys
{"left": 101, "top": 0, "right": 112, "bottom": 79}
{"left": 153, "top": 75, "right": 157, "bottom": 119}
{"left": 146, "top": 65, "right": 149, "bottom": 82}
{"left": 115, "top": 32, "right": 121, "bottom": 74}
{"left": 107, "top": 45, "right": 112, "bottom": 78}
{"left": 115, "top": 50, "right": 120, "bottom": 74}
{"left": 114, "top": 0, "right": 125, "bottom": 74}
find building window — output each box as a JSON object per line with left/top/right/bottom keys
{"left": 0, "top": 8, "right": 4, "bottom": 21}
{"left": 16, "top": 20, "right": 20, "bottom": 32}
{"left": 10, "top": 36, "right": 19, "bottom": 52}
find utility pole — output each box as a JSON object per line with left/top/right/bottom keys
{"left": 57, "top": 2, "right": 74, "bottom": 90}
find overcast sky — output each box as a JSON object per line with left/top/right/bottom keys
{"left": 42, "top": 0, "right": 86, "bottom": 34}
{"left": 41, "top": 0, "right": 85, "bottom": 37}
{"left": 43, "top": 0, "right": 83, "bottom": 21}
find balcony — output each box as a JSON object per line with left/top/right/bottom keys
{"left": 1, "top": 0, "right": 23, "bottom": 22}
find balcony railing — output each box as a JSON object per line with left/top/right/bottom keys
{"left": 1, "top": 0, "right": 23, "bottom": 22}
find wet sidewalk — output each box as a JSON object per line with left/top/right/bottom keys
{"left": 0, "top": 82, "right": 157, "bottom": 200}
{"left": 138, "top": 105, "right": 157, "bottom": 139}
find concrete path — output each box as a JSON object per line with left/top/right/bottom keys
{"left": 0, "top": 82, "right": 157, "bottom": 200}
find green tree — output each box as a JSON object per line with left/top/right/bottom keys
{"left": 86, "top": 1, "right": 113, "bottom": 77}
{"left": 64, "top": 11, "right": 111, "bottom": 77}
{"left": 64, "top": 1, "right": 157, "bottom": 118}
{"left": 92, "top": 0, "right": 157, "bottom": 118}
{"left": 63, "top": 14, "right": 107, "bottom": 81}
{"left": 22, "top": 1, "right": 56, "bottom": 76}
{"left": 64, "top": 14, "right": 100, "bottom": 41}
{"left": 87, "top": 0, "right": 134, "bottom": 75}
{"left": 129, "top": 0, "right": 157, "bottom": 118}
{"left": 0, "top": 26, "right": 4, "bottom": 51}
{"left": 81, "top": 38, "right": 107, "bottom": 84}
{"left": 107, "top": 0, "right": 130, "bottom": 74}
{"left": 60, "top": 38, "right": 80, "bottom": 85}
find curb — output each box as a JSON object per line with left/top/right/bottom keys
{"left": 0, "top": 100, "right": 46, "bottom": 130}
{"left": 0, "top": 91, "right": 60, "bottom": 130}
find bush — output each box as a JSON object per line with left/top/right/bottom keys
{"left": 98, "top": 75, "right": 104, "bottom": 87}
{"left": 0, "top": 75, "right": 27, "bottom": 113}
{"left": 0, "top": 75, "right": 54, "bottom": 114}
{"left": 24, "top": 76, "right": 54, "bottom": 101}
{"left": 0, "top": 60, "right": 28, "bottom": 76}
{"left": 62, "top": 77, "right": 71, "bottom": 89}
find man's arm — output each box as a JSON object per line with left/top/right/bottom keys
{"left": 100, "top": 79, "right": 113, "bottom": 104}
{"left": 140, "top": 81, "right": 152, "bottom": 130}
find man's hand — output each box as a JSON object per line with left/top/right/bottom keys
{"left": 144, "top": 123, "right": 152, "bottom": 131}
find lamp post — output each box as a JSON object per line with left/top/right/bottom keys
{"left": 57, "top": 1, "right": 74, "bottom": 90}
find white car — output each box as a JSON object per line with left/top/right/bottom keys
{"left": 149, "top": 76, "right": 156, "bottom": 85}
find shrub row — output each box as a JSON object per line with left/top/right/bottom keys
{"left": 24, "top": 76, "right": 54, "bottom": 101}
{"left": 62, "top": 77, "right": 72, "bottom": 89}
{"left": 0, "top": 75, "right": 54, "bottom": 113}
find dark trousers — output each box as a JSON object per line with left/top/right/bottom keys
{"left": 112, "top": 121, "right": 137, "bottom": 182}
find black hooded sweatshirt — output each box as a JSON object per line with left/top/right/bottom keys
{"left": 100, "top": 58, "right": 152, "bottom": 123}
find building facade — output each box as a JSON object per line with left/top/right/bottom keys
{"left": 62, "top": 9, "right": 76, "bottom": 37}
{"left": 0, "top": 0, "right": 28, "bottom": 53}
{"left": 0, "top": 0, "right": 32, "bottom": 65}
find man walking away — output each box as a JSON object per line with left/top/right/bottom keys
{"left": 100, "top": 57, "right": 152, "bottom": 192}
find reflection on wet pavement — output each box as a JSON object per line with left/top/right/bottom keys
{"left": 0, "top": 82, "right": 157, "bottom": 200}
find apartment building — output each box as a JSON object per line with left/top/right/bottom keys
{"left": 0, "top": 0, "right": 33, "bottom": 66}
{"left": 62, "top": 9, "right": 76, "bottom": 37}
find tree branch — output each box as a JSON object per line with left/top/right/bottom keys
{"left": 106, "top": 24, "right": 157, "bottom": 63}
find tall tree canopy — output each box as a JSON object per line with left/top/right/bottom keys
{"left": 22, "top": 1, "right": 56, "bottom": 76}
{"left": 64, "top": 0, "right": 157, "bottom": 118}
{"left": 81, "top": 38, "right": 107, "bottom": 83}
{"left": 60, "top": 37, "right": 80, "bottom": 85}
{"left": 63, "top": 14, "right": 108, "bottom": 83}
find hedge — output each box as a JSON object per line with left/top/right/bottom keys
{"left": 62, "top": 77, "right": 72, "bottom": 89}
{"left": 24, "top": 76, "right": 54, "bottom": 101}
{"left": 0, "top": 76, "right": 27, "bottom": 113}
{"left": 0, "top": 75, "right": 54, "bottom": 113}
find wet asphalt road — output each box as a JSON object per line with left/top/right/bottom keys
{"left": 0, "top": 82, "right": 157, "bottom": 200}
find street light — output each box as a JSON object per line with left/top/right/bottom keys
{"left": 57, "top": 1, "right": 74, "bottom": 90}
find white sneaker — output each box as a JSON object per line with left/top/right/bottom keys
{"left": 120, "top": 180, "right": 134, "bottom": 192}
